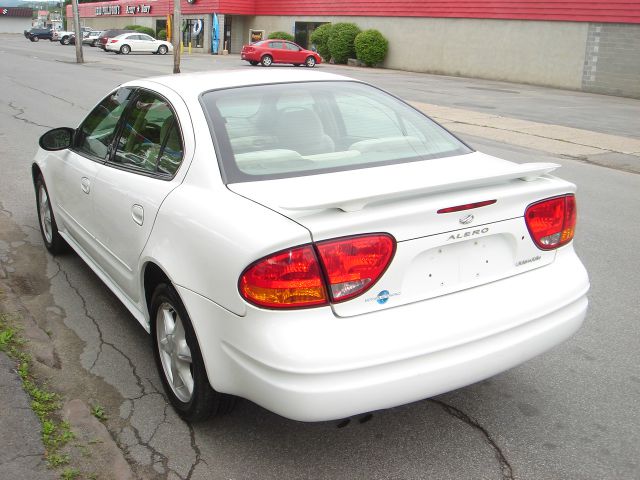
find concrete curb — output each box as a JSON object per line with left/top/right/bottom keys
{"left": 62, "top": 399, "right": 134, "bottom": 480}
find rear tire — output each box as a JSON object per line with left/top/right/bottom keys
{"left": 151, "top": 283, "right": 236, "bottom": 422}
{"left": 249, "top": 61, "right": 258, "bottom": 66}
{"left": 61, "top": 36, "right": 70, "bottom": 45}
{"left": 31, "top": 36, "right": 39, "bottom": 42}
{"left": 35, "top": 175, "right": 66, "bottom": 255}
{"left": 261, "top": 55, "right": 273, "bottom": 67}
{"left": 120, "top": 44, "right": 131, "bottom": 55}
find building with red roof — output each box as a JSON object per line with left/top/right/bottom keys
{"left": 69, "top": 0, "right": 640, "bottom": 97}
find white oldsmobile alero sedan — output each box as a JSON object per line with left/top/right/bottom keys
{"left": 105, "top": 32, "right": 172, "bottom": 55}
{"left": 33, "top": 70, "right": 590, "bottom": 422}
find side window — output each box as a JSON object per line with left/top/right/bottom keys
{"left": 269, "top": 41, "right": 284, "bottom": 49}
{"left": 111, "top": 90, "right": 184, "bottom": 176}
{"left": 75, "top": 88, "right": 132, "bottom": 160}
{"left": 285, "top": 43, "right": 300, "bottom": 51}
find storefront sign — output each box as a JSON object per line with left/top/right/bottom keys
{"left": 95, "top": 5, "right": 120, "bottom": 15}
{"left": 250, "top": 29, "right": 264, "bottom": 43}
{"left": 125, "top": 4, "right": 151, "bottom": 14}
{"left": 95, "top": 4, "right": 151, "bottom": 16}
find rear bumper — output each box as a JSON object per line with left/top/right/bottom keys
{"left": 179, "top": 246, "right": 589, "bottom": 421}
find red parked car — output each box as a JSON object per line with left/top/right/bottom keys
{"left": 241, "top": 40, "right": 321, "bottom": 67}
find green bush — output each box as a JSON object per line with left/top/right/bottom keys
{"left": 354, "top": 29, "right": 388, "bottom": 66}
{"left": 268, "top": 31, "right": 294, "bottom": 41}
{"left": 124, "top": 25, "right": 157, "bottom": 38}
{"left": 157, "top": 29, "right": 167, "bottom": 40}
{"left": 135, "top": 26, "right": 156, "bottom": 37}
{"left": 327, "top": 23, "right": 360, "bottom": 64}
{"left": 309, "top": 23, "right": 332, "bottom": 60}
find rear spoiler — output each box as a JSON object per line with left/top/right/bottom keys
{"left": 280, "top": 162, "right": 560, "bottom": 212}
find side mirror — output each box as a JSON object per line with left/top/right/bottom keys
{"left": 39, "top": 127, "right": 74, "bottom": 151}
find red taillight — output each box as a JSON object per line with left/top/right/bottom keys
{"left": 239, "top": 245, "right": 327, "bottom": 309}
{"left": 316, "top": 234, "right": 395, "bottom": 303}
{"left": 109, "top": 39, "right": 118, "bottom": 43}
{"left": 239, "top": 234, "right": 395, "bottom": 309}
{"left": 525, "top": 195, "right": 576, "bottom": 250}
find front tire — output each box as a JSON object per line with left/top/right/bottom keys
{"left": 61, "top": 36, "right": 70, "bottom": 45}
{"left": 120, "top": 44, "right": 131, "bottom": 55}
{"left": 305, "top": 56, "right": 316, "bottom": 67}
{"left": 31, "top": 36, "right": 39, "bottom": 42}
{"left": 35, "top": 175, "right": 66, "bottom": 255}
{"left": 151, "top": 283, "right": 236, "bottom": 422}
{"left": 261, "top": 55, "right": 273, "bottom": 67}
{"left": 157, "top": 45, "right": 168, "bottom": 55}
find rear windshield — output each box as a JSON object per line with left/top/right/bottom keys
{"left": 200, "top": 81, "right": 472, "bottom": 183}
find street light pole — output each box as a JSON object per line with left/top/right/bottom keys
{"left": 172, "top": 0, "right": 181, "bottom": 74}
{"left": 70, "top": 0, "right": 83, "bottom": 63}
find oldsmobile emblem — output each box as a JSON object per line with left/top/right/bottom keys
{"left": 459, "top": 214, "right": 474, "bottom": 225}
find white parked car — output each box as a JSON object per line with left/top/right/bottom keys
{"left": 32, "top": 70, "right": 589, "bottom": 423}
{"left": 105, "top": 32, "right": 172, "bottom": 55}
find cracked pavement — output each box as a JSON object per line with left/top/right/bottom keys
{"left": 1, "top": 35, "right": 640, "bottom": 479}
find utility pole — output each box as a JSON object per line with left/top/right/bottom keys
{"left": 172, "top": 0, "right": 181, "bottom": 74}
{"left": 70, "top": 0, "right": 83, "bottom": 63}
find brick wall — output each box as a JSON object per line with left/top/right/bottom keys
{"left": 582, "top": 23, "right": 640, "bottom": 98}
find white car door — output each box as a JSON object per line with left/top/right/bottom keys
{"left": 88, "top": 88, "right": 189, "bottom": 303}
{"left": 139, "top": 34, "right": 155, "bottom": 52}
{"left": 49, "top": 87, "right": 134, "bottom": 260}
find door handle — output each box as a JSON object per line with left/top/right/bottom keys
{"left": 81, "top": 177, "right": 90, "bottom": 194}
{"left": 131, "top": 204, "right": 144, "bottom": 226}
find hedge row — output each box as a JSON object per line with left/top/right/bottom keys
{"left": 310, "top": 23, "right": 388, "bottom": 66}
{"left": 268, "top": 31, "right": 294, "bottom": 41}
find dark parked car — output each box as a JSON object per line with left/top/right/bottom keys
{"left": 24, "top": 28, "right": 54, "bottom": 42}
{"left": 83, "top": 30, "right": 104, "bottom": 47}
{"left": 97, "top": 29, "right": 136, "bottom": 50}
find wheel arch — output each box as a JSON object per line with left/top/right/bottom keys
{"left": 143, "top": 261, "right": 173, "bottom": 317}
{"left": 32, "top": 163, "right": 43, "bottom": 190}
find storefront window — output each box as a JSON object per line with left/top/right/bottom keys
{"left": 183, "top": 19, "right": 204, "bottom": 48}
{"left": 295, "top": 22, "right": 328, "bottom": 49}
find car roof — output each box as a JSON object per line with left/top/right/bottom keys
{"left": 125, "top": 70, "right": 354, "bottom": 98}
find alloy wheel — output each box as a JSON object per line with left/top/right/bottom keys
{"left": 156, "top": 302, "right": 194, "bottom": 403}
{"left": 38, "top": 185, "right": 53, "bottom": 244}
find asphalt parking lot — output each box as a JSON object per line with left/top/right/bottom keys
{"left": 1, "top": 35, "right": 639, "bottom": 480}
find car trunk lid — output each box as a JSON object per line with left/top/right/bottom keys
{"left": 228, "top": 152, "right": 575, "bottom": 317}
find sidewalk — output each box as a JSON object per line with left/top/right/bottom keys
{"left": 0, "top": 352, "right": 55, "bottom": 480}
{"left": 409, "top": 101, "right": 640, "bottom": 174}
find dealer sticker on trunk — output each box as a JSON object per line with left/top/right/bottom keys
{"left": 365, "top": 290, "right": 401, "bottom": 304}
